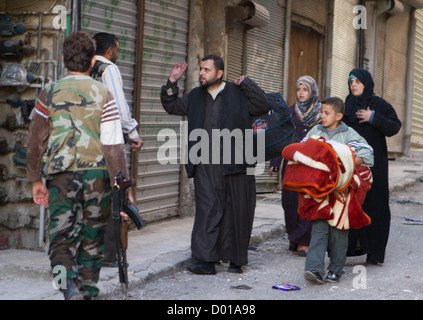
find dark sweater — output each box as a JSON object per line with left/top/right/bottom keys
{"left": 161, "top": 78, "right": 269, "bottom": 177}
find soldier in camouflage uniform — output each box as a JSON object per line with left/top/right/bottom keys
{"left": 26, "top": 31, "right": 128, "bottom": 300}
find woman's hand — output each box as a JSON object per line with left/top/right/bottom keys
{"left": 356, "top": 107, "right": 372, "bottom": 123}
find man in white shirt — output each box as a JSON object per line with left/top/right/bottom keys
{"left": 91, "top": 32, "right": 143, "bottom": 152}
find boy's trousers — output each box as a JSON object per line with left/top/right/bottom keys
{"left": 47, "top": 169, "right": 111, "bottom": 297}
{"left": 305, "top": 219, "right": 349, "bottom": 277}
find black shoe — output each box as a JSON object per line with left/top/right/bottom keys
{"left": 102, "top": 260, "right": 119, "bottom": 268}
{"left": 61, "top": 279, "right": 84, "bottom": 300}
{"left": 297, "top": 250, "right": 307, "bottom": 257}
{"left": 228, "top": 263, "right": 242, "bottom": 274}
{"left": 325, "top": 271, "right": 341, "bottom": 282}
{"left": 288, "top": 242, "right": 297, "bottom": 252}
{"left": 102, "top": 260, "right": 129, "bottom": 268}
{"left": 80, "top": 289, "right": 98, "bottom": 300}
{"left": 81, "top": 292, "right": 93, "bottom": 300}
{"left": 366, "top": 257, "right": 383, "bottom": 266}
{"left": 187, "top": 262, "right": 216, "bottom": 275}
{"left": 304, "top": 270, "right": 324, "bottom": 284}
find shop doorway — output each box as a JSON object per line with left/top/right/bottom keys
{"left": 288, "top": 24, "right": 324, "bottom": 106}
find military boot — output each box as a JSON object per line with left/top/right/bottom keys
{"left": 61, "top": 278, "right": 84, "bottom": 300}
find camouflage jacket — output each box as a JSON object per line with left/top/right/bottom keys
{"left": 26, "top": 74, "right": 128, "bottom": 182}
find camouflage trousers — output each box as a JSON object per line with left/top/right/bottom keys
{"left": 47, "top": 170, "right": 111, "bottom": 297}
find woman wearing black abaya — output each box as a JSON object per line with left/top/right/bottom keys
{"left": 344, "top": 68, "right": 401, "bottom": 264}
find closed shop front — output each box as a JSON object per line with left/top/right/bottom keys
{"left": 82, "top": 0, "right": 138, "bottom": 117}
{"left": 226, "top": 0, "right": 328, "bottom": 192}
{"left": 82, "top": 0, "right": 189, "bottom": 222}
{"left": 384, "top": 10, "right": 408, "bottom": 154}
{"left": 361, "top": 2, "right": 408, "bottom": 155}
{"left": 330, "top": 0, "right": 359, "bottom": 98}
{"left": 289, "top": 0, "right": 327, "bottom": 106}
{"left": 412, "top": 9, "right": 423, "bottom": 148}
{"left": 245, "top": 0, "right": 286, "bottom": 192}
{"left": 137, "top": 0, "right": 189, "bottom": 221}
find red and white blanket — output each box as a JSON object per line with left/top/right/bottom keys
{"left": 282, "top": 136, "right": 372, "bottom": 230}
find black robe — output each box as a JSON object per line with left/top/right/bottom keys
{"left": 344, "top": 68, "right": 402, "bottom": 263}
{"left": 161, "top": 78, "right": 269, "bottom": 266}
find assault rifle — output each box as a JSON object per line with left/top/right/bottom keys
{"left": 112, "top": 171, "right": 145, "bottom": 290}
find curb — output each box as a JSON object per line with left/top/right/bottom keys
{"left": 390, "top": 177, "right": 423, "bottom": 193}
{"left": 99, "top": 220, "right": 286, "bottom": 299}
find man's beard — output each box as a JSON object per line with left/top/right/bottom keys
{"left": 109, "top": 49, "right": 118, "bottom": 63}
{"left": 110, "top": 54, "right": 117, "bottom": 64}
{"left": 199, "top": 76, "right": 222, "bottom": 88}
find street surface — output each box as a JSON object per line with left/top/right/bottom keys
{"left": 107, "top": 180, "right": 423, "bottom": 301}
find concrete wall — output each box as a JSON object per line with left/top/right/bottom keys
{"left": 0, "top": 0, "right": 66, "bottom": 249}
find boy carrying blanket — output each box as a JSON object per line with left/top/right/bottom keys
{"left": 282, "top": 97, "right": 374, "bottom": 284}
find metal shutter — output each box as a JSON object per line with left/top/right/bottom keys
{"left": 137, "top": 0, "right": 189, "bottom": 221}
{"left": 384, "top": 11, "right": 408, "bottom": 153}
{"left": 81, "top": 1, "right": 140, "bottom": 210}
{"left": 243, "top": 0, "right": 286, "bottom": 192}
{"left": 330, "top": 0, "right": 359, "bottom": 98}
{"left": 412, "top": 9, "right": 423, "bottom": 147}
{"left": 226, "top": 22, "right": 246, "bottom": 82}
{"left": 374, "top": 13, "right": 386, "bottom": 97}
{"left": 291, "top": 0, "right": 328, "bottom": 27}
{"left": 82, "top": 0, "right": 137, "bottom": 110}
{"left": 245, "top": 0, "right": 285, "bottom": 93}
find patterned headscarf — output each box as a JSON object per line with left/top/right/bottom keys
{"left": 294, "top": 75, "right": 321, "bottom": 128}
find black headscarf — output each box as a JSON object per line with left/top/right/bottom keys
{"left": 344, "top": 68, "right": 375, "bottom": 123}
